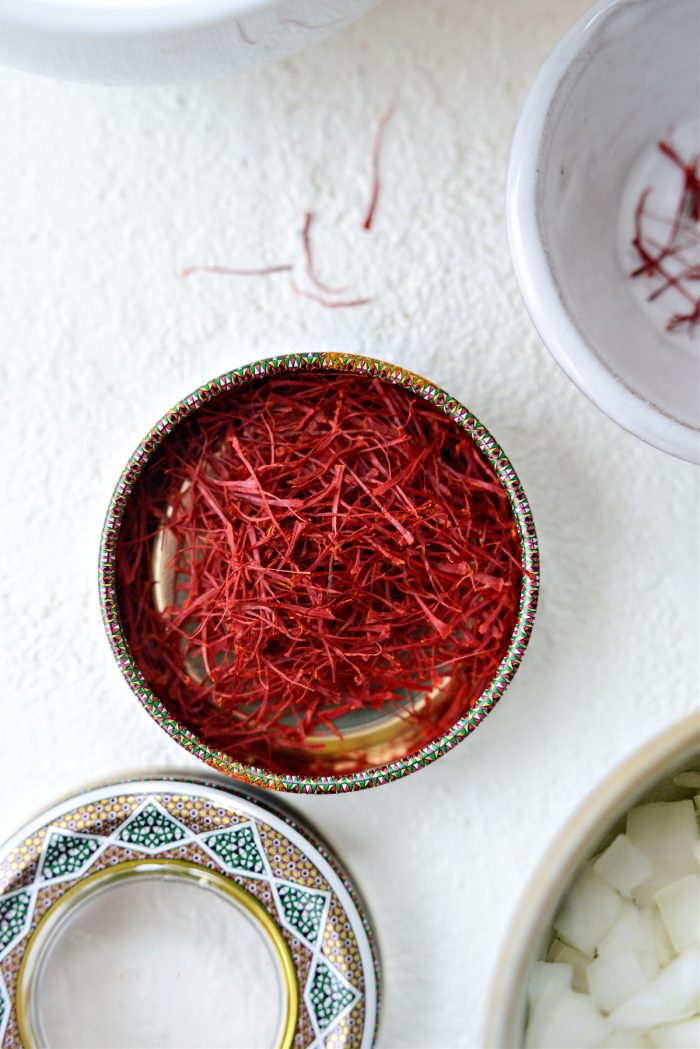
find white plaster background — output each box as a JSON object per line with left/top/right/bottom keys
{"left": 0, "top": 1, "right": 698, "bottom": 1046}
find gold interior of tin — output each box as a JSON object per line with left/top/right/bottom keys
{"left": 151, "top": 511, "right": 456, "bottom": 763}
{"left": 16, "top": 859, "right": 298, "bottom": 1049}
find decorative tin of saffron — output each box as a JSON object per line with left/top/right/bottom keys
{"left": 99, "top": 353, "right": 539, "bottom": 794}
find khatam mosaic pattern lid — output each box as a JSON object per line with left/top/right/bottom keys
{"left": 0, "top": 777, "right": 379, "bottom": 1048}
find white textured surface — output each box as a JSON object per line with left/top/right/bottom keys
{"left": 0, "top": 2, "right": 697, "bottom": 1047}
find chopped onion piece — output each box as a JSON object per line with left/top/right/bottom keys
{"left": 587, "top": 947, "right": 658, "bottom": 1013}
{"left": 600, "top": 1033, "right": 654, "bottom": 1048}
{"left": 626, "top": 802, "right": 698, "bottom": 864}
{"left": 649, "top": 1016, "right": 700, "bottom": 1048}
{"left": 594, "top": 835, "right": 653, "bottom": 898}
{"left": 641, "top": 906, "right": 676, "bottom": 968}
{"left": 654, "top": 876, "right": 700, "bottom": 953}
{"left": 608, "top": 946, "right": 700, "bottom": 1032}
{"left": 601, "top": 901, "right": 653, "bottom": 956}
{"left": 554, "top": 865, "right": 623, "bottom": 958}
{"left": 524, "top": 776, "right": 700, "bottom": 1048}
{"left": 628, "top": 802, "right": 699, "bottom": 907}
{"left": 528, "top": 960, "right": 573, "bottom": 1002}
{"left": 548, "top": 939, "right": 590, "bottom": 993}
{"left": 634, "top": 867, "right": 700, "bottom": 908}
{"left": 525, "top": 963, "right": 575, "bottom": 1049}
{"left": 534, "top": 989, "right": 610, "bottom": 1048}
{"left": 673, "top": 772, "right": 700, "bottom": 790}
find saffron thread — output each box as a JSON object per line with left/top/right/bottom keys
{"left": 301, "top": 211, "right": 347, "bottom": 295}
{"left": 290, "top": 279, "right": 372, "bottom": 309}
{"left": 629, "top": 136, "right": 700, "bottom": 334}
{"left": 362, "top": 105, "right": 396, "bottom": 231}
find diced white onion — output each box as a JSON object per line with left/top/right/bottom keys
{"left": 607, "top": 946, "right": 700, "bottom": 1032}
{"left": 654, "top": 875, "right": 700, "bottom": 953}
{"left": 525, "top": 962, "right": 575, "bottom": 1049}
{"left": 528, "top": 960, "right": 573, "bottom": 1002}
{"left": 554, "top": 865, "right": 623, "bottom": 958}
{"left": 641, "top": 906, "right": 676, "bottom": 969}
{"left": 626, "top": 802, "right": 698, "bottom": 861}
{"left": 600, "top": 1033, "right": 654, "bottom": 1048}
{"left": 548, "top": 939, "right": 590, "bottom": 993}
{"left": 523, "top": 772, "right": 700, "bottom": 1048}
{"left": 649, "top": 1016, "right": 700, "bottom": 1048}
{"left": 587, "top": 946, "right": 657, "bottom": 1014}
{"left": 530, "top": 988, "right": 609, "bottom": 1049}
{"left": 628, "top": 802, "right": 699, "bottom": 907}
{"left": 594, "top": 835, "right": 653, "bottom": 898}
{"left": 600, "top": 901, "right": 653, "bottom": 956}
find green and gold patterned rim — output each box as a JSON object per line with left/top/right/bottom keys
{"left": 98, "top": 352, "right": 540, "bottom": 794}
{"left": 0, "top": 777, "right": 379, "bottom": 1048}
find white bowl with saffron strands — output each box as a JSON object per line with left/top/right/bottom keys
{"left": 508, "top": 0, "right": 700, "bottom": 464}
{"left": 99, "top": 352, "right": 539, "bottom": 795}
{"left": 484, "top": 713, "right": 700, "bottom": 1049}
{"left": 0, "top": 0, "right": 382, "bottom": 85}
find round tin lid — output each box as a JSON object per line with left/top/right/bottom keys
{"left": 0, "top": 777, "right": 379, "bottom": 1049}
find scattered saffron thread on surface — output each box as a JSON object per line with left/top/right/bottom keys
{"left": 116, "top": 372, "right": 523, "bottom": 775}
{"left": 362, "top": 105, "right": 396, "bottom": 231}
{"left": 300, "top": 211, "right": 347, "bottom": 294}
{"left": 183, "top": 104, "right": 397, "bottom": 306}
{"left": 182, "top": 264, "right": 292, "bottom": 278}
{"left": 290, "top": 279, "right": 372, "bottom": 309}
{"left": 629, "top": 137, "right": 700, "bottom": 334}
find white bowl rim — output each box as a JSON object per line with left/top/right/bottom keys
{"left": 0, "top": 0, "right": 305, "bottom": 35}
{"left": 483, "top": 712, "right": 700, "bottom": 1048}
{"left": 507, "top": 0, "right": 700, "bottom": 466}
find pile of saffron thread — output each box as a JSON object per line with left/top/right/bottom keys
{"left": 630, "top": 137, "right": 700, "bottom": 333}
{"left": 117, "top": 372, "right": 523, "bottom": 767}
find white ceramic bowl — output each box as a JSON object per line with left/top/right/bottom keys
{"left": 508, "top": 0, "right": 700, "bottom": 464}
{"left": 484, "top": 713, "right": 700, "bottom": 1047}
{"left": 0, "top": 0, "right": 381, "bottom": 85}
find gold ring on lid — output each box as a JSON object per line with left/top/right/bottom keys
{"left": 17, "top": 859, "right": 298, "bottom": 1049}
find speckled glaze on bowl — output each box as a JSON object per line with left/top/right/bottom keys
{"left": 484, "top": 714, "right": 700, "bottom": 1048}
{"left": 98, "top": 352, "right": 540, "bottom": 795}
{"left": 508, "top": 0, "right": 700, "bottom": 463}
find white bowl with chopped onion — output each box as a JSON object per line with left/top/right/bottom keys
{"left": 485, "top": 715, "right": 700, "bottom": 1049}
